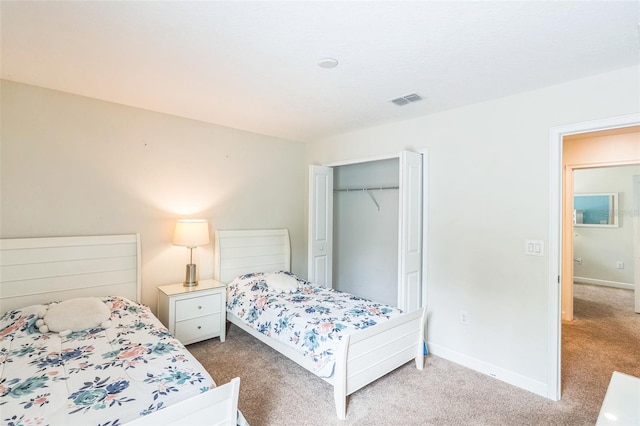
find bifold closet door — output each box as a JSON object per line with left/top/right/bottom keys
{"left": 308, "top": 165, "right": 333, "bottom": 288}
{"left": 398, "top": 151, "right": 423, "bottom": 312}
{"left": 308, "top": 151, "right": 423, "bottom": 312}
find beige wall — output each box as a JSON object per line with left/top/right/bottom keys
{"left": 307, "top": 65, "right": 640, "bottom": 396}
{"left": 564, "top": 127, "right": 640, "bottom": 165}
{"left": 0, "top": 80, "right": 307, "bottom": 311}
{"left": 573, "top": 164, "right": 639, "bottom": 286}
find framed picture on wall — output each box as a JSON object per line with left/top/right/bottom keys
{"left": 573, "top": 192, "right": 619, "bottom": 227}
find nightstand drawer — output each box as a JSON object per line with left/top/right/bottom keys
{"left": 175, "top": 313, "right": 221, "bottom": 342}
{"left": 175, "top": 294, "right": 221, "bottom": 321}
{"left": 157, "top": 279, "right": 227, "bottom": 345}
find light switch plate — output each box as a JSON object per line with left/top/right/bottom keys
{"left": 526, "top": 240, "right": 544, "bottom": 256}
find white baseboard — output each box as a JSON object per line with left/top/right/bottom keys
{"left": 574, "top": 277, "right": 634, "bottom": 290}
{"left": 427, "top": 342, "right": 548, "bottom": 398}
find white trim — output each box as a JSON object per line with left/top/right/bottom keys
{"left": 420, "top": 148, "right": 429, "bottom": 313}
{"left": 574, "top": 278, "right": 634, "bottom": 291}
{"left": 322, "top": 151, "right": 401, "bottom": 167}
{"left": 548, "top": 113, "right": 640, "bottom": 401}
{"left": 549, "top": 126, "right": 563, "bottom": 401}
{"left": 634, "top": 175, "right": 640, "bottom": 313}
{"left": 427, "top": 343, "right": 547, "bottom": 397}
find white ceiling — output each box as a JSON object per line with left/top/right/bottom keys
{"left": 1, "top": 1, "right": 639, "bottom": 142}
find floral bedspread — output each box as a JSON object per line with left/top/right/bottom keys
{"left": 226, "top": 272, "right": 403, "bottom": 377}
{"left": 0, "top": 296, "right": 246, "bottom": 426}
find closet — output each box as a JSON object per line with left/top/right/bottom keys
{"left": 309, "top": 151, "right": 424, "bottom": 312}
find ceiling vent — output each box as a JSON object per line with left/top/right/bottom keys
{"left": 390, "top": 93, "right": 423, "bottom": 106}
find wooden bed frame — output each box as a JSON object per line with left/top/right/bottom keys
{"left": 214, "top": 228, "right": 425, "bottom": 420}
{"left": 0, "top": 233, "right": 240, "bottom": 426}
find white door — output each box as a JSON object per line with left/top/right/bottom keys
{"left": 308, "top": 152, "right": 424, "bottom": 311}
{"left": 308, "top": 165, "right": 333, "bottom": 288}
{"left": 398, "top": 151, "right": 423, "bottom": 312}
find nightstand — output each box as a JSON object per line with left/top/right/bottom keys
{"left": 157, "top": 279, "right": 227, "bottom": 345}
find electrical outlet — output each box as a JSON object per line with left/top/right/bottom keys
{"left": 460, "top": 310, "right": 469, "bottom": 325}
{"left": 616, "top": 261, "right": 624, "bottom": 269}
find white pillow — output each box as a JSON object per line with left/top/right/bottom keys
{"left": 37, "top": 297, "right": 112, "bottom": 335}
{"left": 265, "top": 273, "right": 300, "bottom": 293}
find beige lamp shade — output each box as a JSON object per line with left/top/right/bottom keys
{"left": 173, "top": 219, "right": 210, "bottom": 248}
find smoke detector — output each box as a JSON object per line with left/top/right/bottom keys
{"left": 318, "top": 58, "right": 339, "bottom": 69}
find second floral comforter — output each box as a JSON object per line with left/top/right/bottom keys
{"left": 226, "top": 271, "right": 403, "bottom": 377}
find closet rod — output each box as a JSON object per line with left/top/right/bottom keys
{"left": 334, "top": 186, "right": 398, "bottom": 211}
{"left": 333, "top": 186, "right": 399, "bottom": 192}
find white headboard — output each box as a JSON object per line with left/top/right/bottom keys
{"left": 0, "top": 234, "right": 141, "bottom": 314}
{"left": 214, "top": 229, "right": 291, "bottom": 283}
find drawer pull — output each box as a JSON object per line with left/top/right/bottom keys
{"left": 198, "top": 306, "right": 202, "bottom": 309}
{"left": 197, "top": 326, "right": 202, "bottom": 329}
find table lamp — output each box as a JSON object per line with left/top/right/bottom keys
{"left": 173, "top": 219, "right": 210, "bottom": 287}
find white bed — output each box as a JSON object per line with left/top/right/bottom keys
{"left": 214, "top": 228, "right": 426, "bottom": 420}
{"left": 0, "top": 234, "right": 243, "bottom": 426}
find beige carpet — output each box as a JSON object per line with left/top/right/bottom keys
{"left": 188, "top": 283, "right": 639, "bottom": 425}
{"left": 561, "top": 283, "right": 640, "bottom": 422}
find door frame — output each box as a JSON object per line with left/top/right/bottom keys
{"left": 634, "top": 174, "right": 640, "bottom": 313}
{"left": 548, "top": 113, "right": 640, "bottom": 401}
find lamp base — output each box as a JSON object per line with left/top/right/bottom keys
{"left": 183, "top": 264, "right": 198, "bottom": 287}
